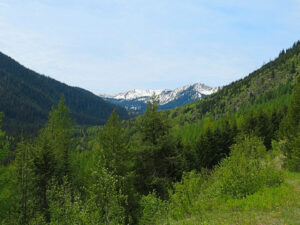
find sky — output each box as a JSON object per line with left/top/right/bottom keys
{"left": 0, "top": 0, "right": 299, "bottom": 94}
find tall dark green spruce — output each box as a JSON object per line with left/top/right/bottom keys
{"left": 45, "top": 95, "right": 74, "bottom": 181}
{"left": 19, "top": 95, "right": 74, "bottom": 223}
{"left": 194, "top": 119, "right": 237, "bottom": 170}
{"left": 134, "top": 95, "right": 183, "bottom": 199}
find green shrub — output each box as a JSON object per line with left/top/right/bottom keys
{"left": 213, "top": 135, "right": 284, "bottom": 198}
{"left": 47, "top": 179, "right": 85, "bottom": 225}
{"left": 139, "top": 192, "right": 167, "bottom": 225}
{"left": 168, "top": 170, "right": 208, "bottom": 220}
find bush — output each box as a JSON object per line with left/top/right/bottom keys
{"left": 213, "top": 135, "right": 284, "bottom": 198}
{"left": 139, "top": 192, "right": 167, "bottom": 225}
{"left": 47, "top": 178, "right": 85, "bottom": 225}
{"left": 168, "top": 170, "right": 208, "bottom": 220}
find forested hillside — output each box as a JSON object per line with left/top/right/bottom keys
{"left": 0, "top": 42, "right": 299, "bottom": 225}
{"left": 168, "top": 41, "right": 300, "bottom": 125}
{"left": 0, "top": 52, "right": 129, "bottom": 135}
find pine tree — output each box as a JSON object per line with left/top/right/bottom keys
{"left": 98, "top": 110, "right": 129, "bottom": 176}
{"left": 139, "top": 94, "right": 170, "bottom": 145}
{"left": 32, "top": 130, "right": 56, "bottom": 222}
{"left": 45, "top": 95, "right": 74, "bottom": 180}
{"left": 29, "top": 95, "right": 74, "bottom": 222}
{"left": 255, "top": 109, "right": 272, "bottom": 149}
{"left": 96, "top": 110, "right": 136, "bottom": 223}
{"left": 134, "top": 94, "right": 181, "bottom": 198}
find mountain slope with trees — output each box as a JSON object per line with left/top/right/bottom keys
{"left": 167, "top": 41, "right": 300, "bottom": 125}
{"left": 0, "top": 41, "right": 299, "bottom": 225}
{"left": 0, "top": 52, "right": 129, "bottom": 135}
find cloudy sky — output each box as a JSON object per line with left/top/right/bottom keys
{"left": 0, "top": 0, "right": 299, "bottom": 94}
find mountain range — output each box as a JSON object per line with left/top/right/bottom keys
{"left": 100, "top": 83, "right": 218, "bottom": 114}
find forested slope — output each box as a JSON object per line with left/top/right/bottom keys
{"left": 168, "top": 41, "right": 300, "bottom": 125}
{"left": 136, "top": 42, "right": 300, "bottom": 224}
{"left": 0, "top": 52, "right": 129, "bottom": 135}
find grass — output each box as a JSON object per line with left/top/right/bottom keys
{"left": 166, "top": 171, "right": 300, "bottom": 225}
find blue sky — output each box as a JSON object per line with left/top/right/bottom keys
{"left": 0, "top": 0, "right": 299, "bottom": 94}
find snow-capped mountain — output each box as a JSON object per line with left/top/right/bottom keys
{"left": 99, "top": 83, "right": 218, "bottom": 114}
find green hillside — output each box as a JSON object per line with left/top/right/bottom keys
{"left": 167, "top": 41, "right": 300, "bottom": 126}
{"left": 0, "top": 42, "right": 299, "bottom": 225}
{"left": 0, "top": 52, "right": 129, "bottom": 135}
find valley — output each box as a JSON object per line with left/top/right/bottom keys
{"left": 0, "top": 38, "right": 299, "bottom": 225}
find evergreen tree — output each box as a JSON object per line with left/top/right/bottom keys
{"left": 45, "top": 95, "right": 74, "bottom": 180}
{"left": 96, "top": 110, "right": 139, "bottom": 223}
{"left": 98, "top": 110, "right": 129, "bottom": 176}
{"left": 139, "top": 95, "right": 170, "bottom": 145}
{"left": 134, "top": 95, "right": 182, "bottom": 198}
{"left": 32, "top": 130, "right": 56, "bottom": 222}
{"left": 29, "top": 96, "right": 74, "bottom": 222}
{"left": 241, "top": 109, "right": 273, "bottom": 149}
{"left": 255, "top": 109, "right": 272, "bottom": 149}
{"left": 194, "top": 118, "right": 237, "bottom": 170}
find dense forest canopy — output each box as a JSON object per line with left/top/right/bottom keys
{"left": 0, "top": 51, "right": 130, "bottom": 136}
{"left": 0, "top": 41, "right": 299, "bottom": 224}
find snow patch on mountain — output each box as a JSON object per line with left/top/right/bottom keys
{"left": 100, "top": 83, "right": 217, "bottom": 105}
{"left": 102, "top": 89, "right": 165, "bottom": 100}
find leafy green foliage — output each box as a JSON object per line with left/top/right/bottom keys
{"left": 85, "top": 164, "right": 127, "bottom": 225}
{"left": 168, "top": 170, "right": 208, "bottom": 220}
{"left": 159, "top": 173, "right": 300, "bottom": 225}
{"left": 139, "top": 192, "right": 167, "bottom": 225}
{"left": 213, "top": 135, "right": 283, "bottom": 198}
{"left": 141, "top": 136, "right": 287, "bottom": 224}
{"left": 0, "top": 165, "right": 18, "bottom": 224}
{"left": 47, "top": 178, "right": 85, "bottom": 225}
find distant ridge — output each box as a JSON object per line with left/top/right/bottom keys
{"left": 100, "top": 83, "right": 217, "bottom": 114}
{"left": 0, "top": 51, "right": 129, "bottom": 135}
